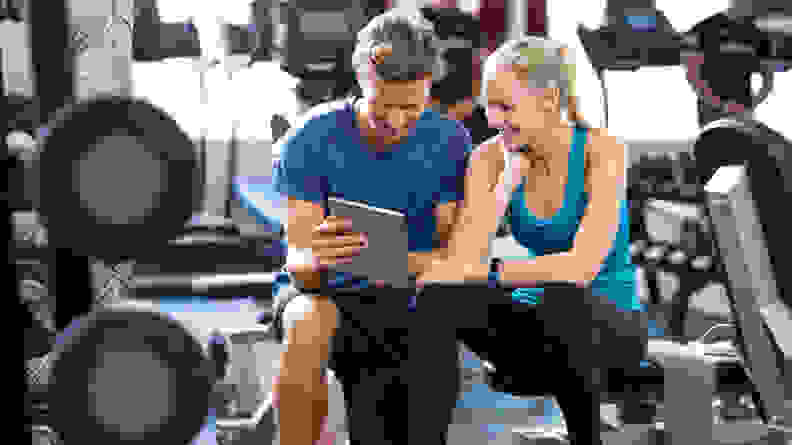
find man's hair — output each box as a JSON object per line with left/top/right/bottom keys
{"left": 351, "top": 8, "right": 443, "bottom": 83}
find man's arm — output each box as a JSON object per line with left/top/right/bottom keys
{"left": 271, "top": 118, "right": 328, "bottom": 289}
{"left": 284, "top": 197, "right": 326, "bottom": 290}
{"left": 408, "top": 123, "right": 475, "bottom": 276}
{"left": 407, "top": 200, "right": 459, "bottom": 276}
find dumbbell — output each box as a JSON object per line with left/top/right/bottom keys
{"left": 15, "top": 96, "right": 213, "bottom": 445}
{"left": 630, "top": 240, "right": 716, "bottom": 275}
{"left": 637, "top": 152, "right": 676, "bottom": 184}
{"left": 48, "top": 307, "right": 214, "bottom": 445}
{"left": 680, "top": 217, "right": 714, "bottom": 257}
{"left": 25, "top": 95, "right": 204, "bottom": 265}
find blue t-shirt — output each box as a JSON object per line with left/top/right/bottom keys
{"left": 273, "top": 98, "right": 473, "bottom": 290}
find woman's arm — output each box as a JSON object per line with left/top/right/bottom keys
{"left": 498, "top": 130, "right": 628, "bottom": 287}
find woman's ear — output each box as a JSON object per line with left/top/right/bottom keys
{"left": 543, "top": 87, "right": 561, "bottom": 113}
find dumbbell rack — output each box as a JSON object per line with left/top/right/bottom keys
{"left": 630, "top": 238, "right": 726, "bottom": 341}
{"left": 214, "top": 325, "right": 278, "bottom": 445}
{"left": 628, "top": 175, "right": 727, "bottom": 342}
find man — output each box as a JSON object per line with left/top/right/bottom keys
{"left": 271, "top": 9, "right": 472, "bottom": 445}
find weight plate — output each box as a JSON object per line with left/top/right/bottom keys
{"left": 49, "top": 308, "right": 213, "bottom": 445}
{"left": 35, "top": 96, "right": 203, "bottom": 264}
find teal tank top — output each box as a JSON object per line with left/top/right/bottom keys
{"left": 507, "top": 126, "right": 641, "bottom": 312}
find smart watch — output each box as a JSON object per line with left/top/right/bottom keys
{"left": 488, "top": 258, "right": 502, "bottom": 288}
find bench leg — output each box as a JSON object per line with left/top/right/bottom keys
{"left": 661, "top": 351, "right": 717, "bottom": 445}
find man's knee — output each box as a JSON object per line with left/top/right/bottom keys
{"left": 278, "top": 294, "right": 340, "bottom": 386}
{"left": 281, "top": 294, "right": 340, "bottom": 346}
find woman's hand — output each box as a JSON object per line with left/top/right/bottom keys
{"left": 416, "top": 259, "right": 489, "bottom": 289}
{"left": 493, "top": 151, "right": 527, "bottom": 219}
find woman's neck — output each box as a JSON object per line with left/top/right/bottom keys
{"left": 511, "top": 123, "right": 574, "bottom": 166}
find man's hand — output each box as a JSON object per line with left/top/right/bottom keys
{"left": 287, "top": 215, "right": 368, "bottom": 289}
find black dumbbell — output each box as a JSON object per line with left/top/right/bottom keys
{"left": 31, "top": 96, "right": 203, "bottom": 265}
{"left": 49, "top": 307, "right": 214, "bottom": 445}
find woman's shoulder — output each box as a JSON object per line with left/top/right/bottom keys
{"left": 472, "top": 136, "right": 502, "bottom": 162}
{"left": 465, "top": 137, "right": 505, "bottom": 183}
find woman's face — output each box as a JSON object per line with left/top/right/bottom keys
{"left": 484, "top": 67, "right": 561, "bottom": 150}
{"left": 360, "top": 75, "right": 432, "bottom": 145}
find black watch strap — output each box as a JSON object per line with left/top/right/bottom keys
{"left": 490, "top": 258, "right": 502, "bottom": 274}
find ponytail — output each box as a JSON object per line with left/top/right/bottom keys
{"left": 567, "top": 95, "right": 590, "bottom": 129}
{"left": 557, "top": 45, "right": 590, "bottom": 129}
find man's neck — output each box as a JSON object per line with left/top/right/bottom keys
{"left": 354, "top": 100, "right": 394, "bottom": 152}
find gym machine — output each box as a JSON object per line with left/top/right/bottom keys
{"left": 10, "top": 1, "right": 286, "bottom": 444}
{"left": 577, "top": 0, "right": 791, "bottom": 339}
{"left": 531, "top": 0, "right": 792, "bottom": 442}
{"left": 280, "top": 0, "right": 370, "bottom": 105}
{"left": 11, "top": 2, "right": 788, "bottom": 444}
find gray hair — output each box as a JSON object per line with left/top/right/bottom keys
{"left": 481, "top": 36, "right": 585, "bottom": 124}
{"left": 351, "top": 8, "right": 445, "bottom": 83}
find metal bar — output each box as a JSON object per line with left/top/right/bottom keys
{"left": 28, "top": 0, "right": 95, "bottom": 331}
{"left": 130, "top": 272, "right": 277, "bottom": 299}
{"left": 648, "top": 340, "right": 717, "bottom": 445}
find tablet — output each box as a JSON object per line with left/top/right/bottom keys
{"left": 326, "top": 196, "right": 409, "bottom": 289}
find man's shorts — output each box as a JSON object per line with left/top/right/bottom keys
{"left": 271, "top": 272, "right": 414, "bottom": 375}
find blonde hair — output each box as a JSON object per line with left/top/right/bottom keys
{"left": 481, "top": 36, "right": 587, "bottom": 126}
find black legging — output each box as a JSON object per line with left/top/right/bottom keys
{"left": 418, "top": 282, "right": 649, "bottom": 445}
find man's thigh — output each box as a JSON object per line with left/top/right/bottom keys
{"left": 277, "top": 284, "right": 417, "bottom": 376}
{"left": 279, "top": 287, "right": 460, "bottom": 444}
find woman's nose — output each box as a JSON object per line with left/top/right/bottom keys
{"left": 487, "top": 114, "right": 504, "bottom": 129}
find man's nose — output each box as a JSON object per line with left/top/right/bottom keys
{"left": 387, "top": 111, "right": 409, "bottom": 130}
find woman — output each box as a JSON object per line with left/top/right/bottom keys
{"left": 417, "top": 37, "right": 649, "bottom": 445}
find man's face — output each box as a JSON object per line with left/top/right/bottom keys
{"left": 445, "top": 97, "right": 476, "bottom": 121}
{"left": 361, "top": 75, "right": 432, "bottom": 145}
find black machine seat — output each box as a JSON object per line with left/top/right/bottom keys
{"left": 482, "top": 346, "right": 751, "bottom": 403}
{"left": 482, "top": 356, "right": 664, "bottom": 404}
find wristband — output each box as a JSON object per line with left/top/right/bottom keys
{"left": 488, "top": 258, "right": 502, "bottom": 288}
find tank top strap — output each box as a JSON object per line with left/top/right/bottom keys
{"left": 567, "top": 125, "right": 588, "bottom": 197}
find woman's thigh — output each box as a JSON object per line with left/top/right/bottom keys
{"left": 457, "top": 300, "right": 565, "bottom": 373}
{"left": 531, "top": 285, "right": 648, "bottom": 374}
{"left": 425, "top": 283, "right": 647, "bottom": 374}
